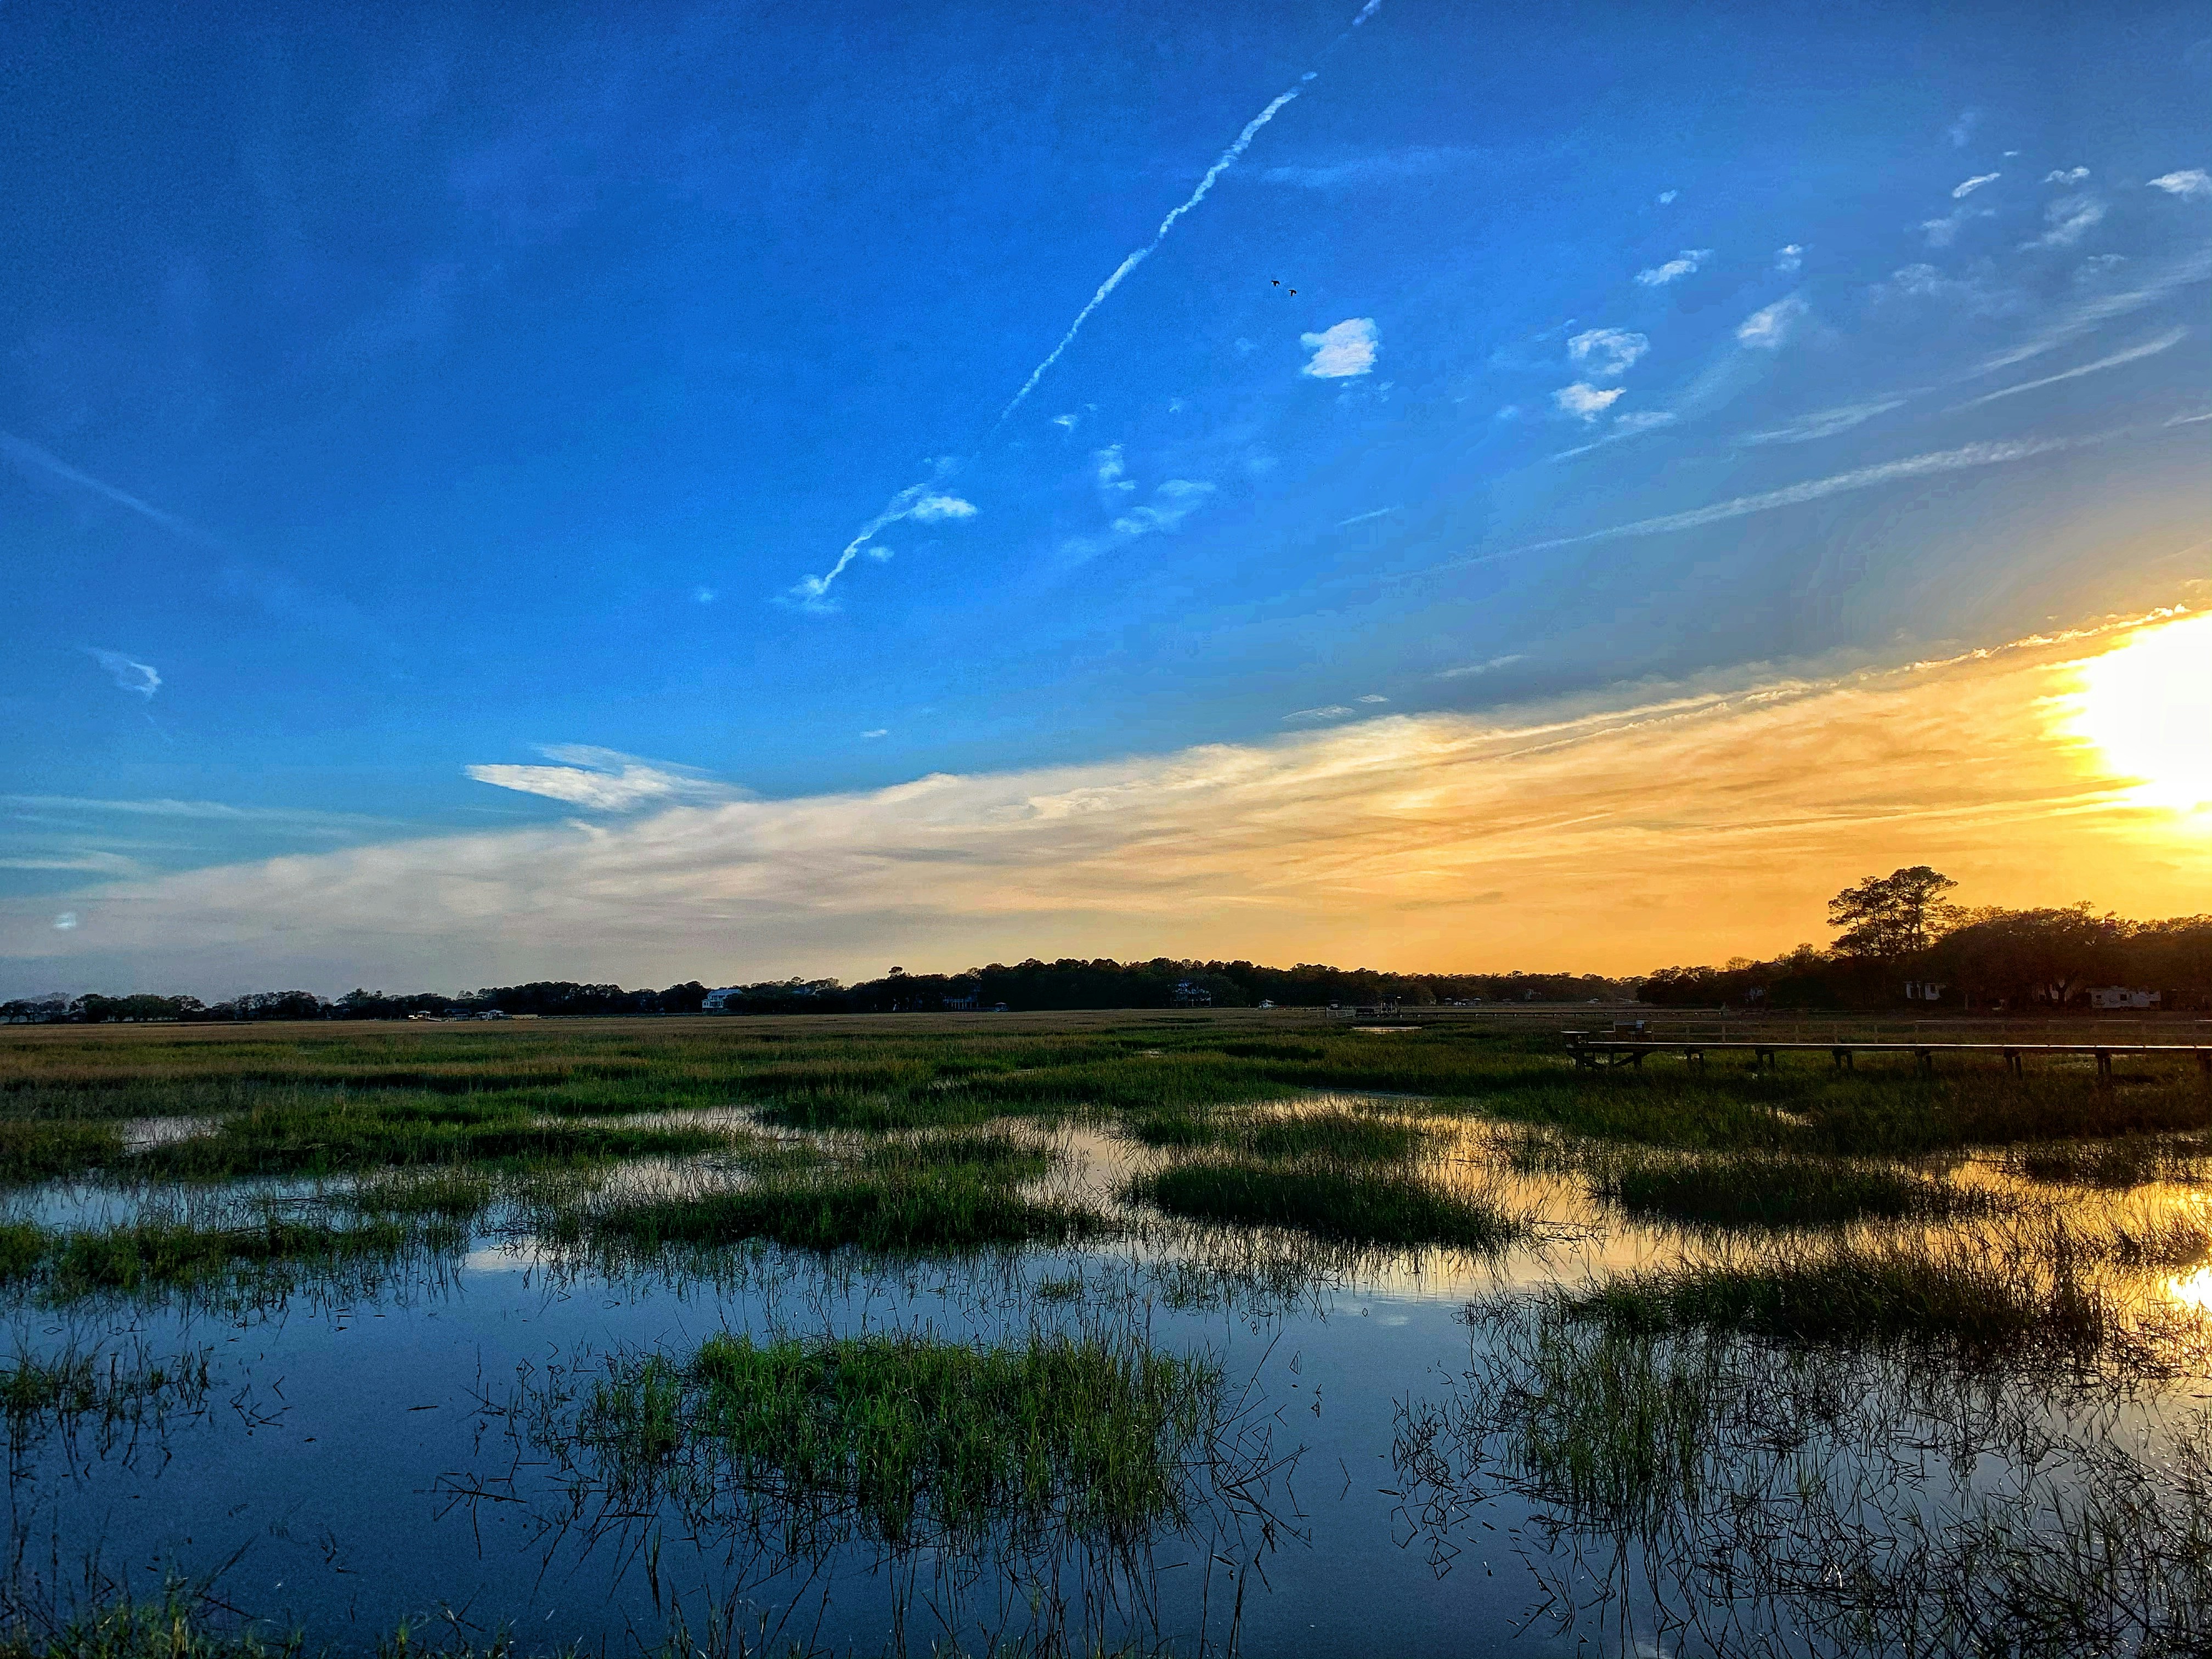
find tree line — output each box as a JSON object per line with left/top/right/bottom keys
{"left": 1641, "top": 867, "right": 2212, "bottom": 1011}
{"left": 2, "top": 961, "right": 1628, "bottom": 1024}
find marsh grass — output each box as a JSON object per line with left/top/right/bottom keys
{"left": 1133, "top": 1161, "right": 1519, "bottom": 1250}
{"left": 45, "top": 1212, "right": 470, "bottom": 1299}
{"left": 573, "top": 1330, "right": 1223, "bottom": 1549}
{"left": 1559, "top": 1214, "right": 2210, "bottom": 1369}
{"left": 538, "top": 1132, "right": 1098, "bottom": 1258}
{"left": 1595, "top": 1150, "right": 1987, "bottom": 1229}
{"left": 1396, "top": 1300, "right": 2212, "bottom": 1657}
{"left": 0, "top": 1339, "right": 213, "bottom": 1459}
{"left": 1999, "top": 1133, "right": 2209, "bottom": 1189}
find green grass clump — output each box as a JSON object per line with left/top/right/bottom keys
{"left": 1244, "top": 1109, "right": 1426, "bottom": 1163}
{"left": 1135, "top": 1161, "right": 1517, "bottom": 1249}
{"left": 1598, "top": 1151, "right": 1982, "bottom": 1228}
{"left": 0, "top": 1223, "right": 44, "bottom": 1282}
{"left": 581, "top": 1330, "right": 1221, "bottom": 1544}
{"left": 552, "top": 1172, "right": 1093, "bottom": 1257}
{"left": 1556, "top": 1224, "right": 2166, "bottom": 1363}
{"left": 2000, "top": 1134, "right": 2206, "bottom": 1189}
{"left": 46, "top": 1213, "right": 466, "bottom": 1299}
{"left": 0, "top": 1121, "right": 123, "bottom": 1183}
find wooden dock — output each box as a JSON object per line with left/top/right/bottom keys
{"left": 1561, "top": 1031, "right": 2212, "bottom": 1080}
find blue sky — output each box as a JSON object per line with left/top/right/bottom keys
{"left": 3, "top": 0, "right": 2208, "bottom": 990}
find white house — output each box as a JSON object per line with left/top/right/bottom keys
{"left": 702, "top": 988, "right": 745, "bottom": 1011}
{"left": 1903, "top": 980, "right": 1946, "bottom": 1002}
{"left": 2087, "top": 986, "right": 2162, "bottom": 1011}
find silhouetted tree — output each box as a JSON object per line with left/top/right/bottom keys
{"left": 1828, "top": 866, "right": 1957, "bottom": 959}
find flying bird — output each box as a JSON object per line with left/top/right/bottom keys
{"left": 1272, "top": 279, "right": 1298, "bottom": 294}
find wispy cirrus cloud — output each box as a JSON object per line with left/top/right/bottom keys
{"left": 1437, "top": 653, "right": 1525, "bottom": 679}
{"left": 1950, "top": 328, "right": 2188, "bottom": 411}
{"left": 15, "top": 614, "right": 2199, "bottom": 992}
{"left": 1738, "top": 397, "right": 1911, "bottom": 445}
{"left": 1282, "top": 704, "right": 1356, "bottom": 723}
{"left": 1259, "top": 145, "right": 1482, "bottom": 189}
{"left": 1301, "top": 318, "right": 1379, "bottom": 378}
{"left": 84, "top": 650, "right": 160, "bottom": 699}
{"left": 465, "top": 746, "right": 745, "bottom": 812}
{"left": 1951, "top": 172, "right": 2001, "bottom": 198}
{"left": 1635, "top": 249, "right": 1712, "bottom": 286}
{"left": 2022, "top": 193, "right": 2105, "bottom": 249}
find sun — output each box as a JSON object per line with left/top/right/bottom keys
{"left": 2065, "top": 613, "right": 2212, "bottom": 811}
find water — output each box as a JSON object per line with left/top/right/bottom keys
{"left": 1, "top": 1104, "right": 2203, "bottom": 1656}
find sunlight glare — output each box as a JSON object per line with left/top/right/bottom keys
{"left": 2066, "top": 613, "right": 2212, "bottom": 811}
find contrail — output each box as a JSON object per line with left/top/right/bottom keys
{"left": 792, "top": 0, "right": 1390, "bottom": 607}
{"left": 1426, "top": 437, "right": 2082, "bottom": 571}
{"left": 0, "top": 431, "right": 223, "bottom": 550}
{"left": 1949, "top": 328, "right": 2186, "bottom": 411}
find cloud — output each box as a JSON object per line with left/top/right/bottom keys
{"left": 1734, "top": 295, "right": 1807, "bottom": 348}
{"left": 464, "top": 746, "right": 743, "bottom": 812}
{"left": 693, "top": 586, "right": 717, "bottom": 604}
{"left": 787, "top": 460, "right": 978, "bottom": 611}
{"left": 861, "top": 729, "right": 888, "bottom": 740}
{"left": 85, "top": 649, "right": 160, "bottom": 699}
{"left": 1050, "top": 413, "right": 1080, "bottom": 430}
{"left": 1949, "top": 328, "right": 2188, "bottom": 411}
{"left": 1335, "top": 505, "right": 1401, "bottom": 527}
{"left": 50, "top": 913, "right": 76, "bottom": 932}
{"left": 1258, "top": 145, "right": 1483, "bottom": 188}
{"left": 1301, "top": 318, "right": 1379, "bottom": 378}
{"left": 0, "top": 433, "right": 221, "bottom": 551}
{"left": 1468, "top": 436, "right": 2078, "bottom": 563}
{"left": 1109, "top": 479, "right": 1214, "bottom": 537}
{"left": 1437, "top": 654, "right": 1525, "bottom": 679}
{"left": 1553, "top": 383, "right": 1625, "bottom": 421}
{"left": 1657, "top": 190, "right": 1678, "bottom": 204}
{"left": 2021, "top": 193, "right": 2105, "bottom": 249}
{"left": 1092, "top": 445, "right": 1136, "bottom": 495}
{"left": 2147, "top": 169, "right": 2212, "bottom": 201}
{"left": 1610, "top": 410, "right": 1676, "bottom": 435}
{"left": 1634, "top": 249, "right": 1712, "bottom": 286}
{"left": 1971, "top": 244, "right": 2212, "bottom": 373}
{"left": 1920, "top": 206, "right": 1995, "bottom": 247}
{"left": 24, "top": 614, "right": 2199, "bottom": 992}
{"left": 1774, "top": 244, "right": 1804, "bottom": 274}
{"left": 1282, "top": 705, "right": 1356, "bottom": 723}
{"left": 2045, "top": 167, "right": 2089, "bottom": 185}
{"left": 1948, "top": 109, "right": 1979, "bottom": 148}
{"left": 1739, "top": 397, "right": 1911, "bottom": 445}
{"left": 1356, "top": 694, "right": 1389, "bottom": 703}
{"left": 1951, "top": 172, "right": 2001, "bottom": 199}
{"left": 1566, "top": 328, "right": 1649, "bottom": 379}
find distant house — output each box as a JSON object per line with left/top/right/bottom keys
{"left": 1903, "top": 980, "right": 1946, "bottom": 1002}
{"left": 702, "top": 988, "right": 744, "bottom": 1011}
{"left": 943, "top": 994, "right": 979, "bottom": 1011}
{"left": 1171, "top": 981, "right": 1212, "bottom": 1007}
{"left": 2088, "top": 985, "right": 2163, "bottom": 1011}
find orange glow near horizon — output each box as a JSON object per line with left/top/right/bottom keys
{"left": 2063, "top": 612, "right": 2212, "bottom": 814}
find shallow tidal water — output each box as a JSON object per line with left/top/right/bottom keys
{"left": 2, "top": 1101, "right": 2205, "bottom": 1656}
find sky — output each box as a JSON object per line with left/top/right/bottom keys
{"left": 2, "top": 0, "right": 2208, "bottom": 996}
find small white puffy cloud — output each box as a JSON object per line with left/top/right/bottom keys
{"left": 909, "top": 493, "right": 977, "bottom": 522}
{"left": 2147, "top": 169, "right": 2211, "bottom": 201}
{"left": 1050, "top": 413, "right": 1079, "bottom": 430}
{"left": 86, "top": 648, "right": 160, "bottom": 699}
{"left": 1951, "top": 172, "right": 2000, "bottom": 199}
{"left": 1282, "top": 705, "right": 1356, "bottom": 724}
{"left": 693, "top": 585, "right": 717, "bottom": 604}
{"left": 2045, "top": 167, "right": 2089, "bottom": 185}
{"left": 52, "top": 912, "right": 78, "bottom": 931}
{"left": 1110, "top": 479, "right": 1214, "bottom": 537}
{"left": 1657, "top": 189, "right": 1678, "bottom": 204}
{"left": 1920, "top": 207, "right": 1994, "bottom": 247}
{"left": 1634, "top": 249, "right": 1712, "bottom": 286}
{"left": 1092, "top": 445, "right": 1136, "bottom": 495}
{"left": 861, "top": 729, "right": 888, "bottom": 740}
{"left": 1567, "top": 327, "right": 1649, "bottom": 379}
{"left": 1553, "top": 383, "right": 1625, "bottom": 421}
{"left": 466, "top": 745, "right": 740, "bottom": 812}
{"left": 1774, "top": 243, "right": 1804, "bottom": 274}
{"left": 1301, "top": 318, "right": 1379, "bottom": 379}
{"left": 865, "top": 545, "right": 894, "bottom": 562}
{"left": 1357, "top": 693, "right": 1389, "bottom": 704}
{"left": 1735, "top": 295, "right": 1808, "bottom": 349}
{"left": 2022, "top": 193, "right": 2104, "bottom": 248}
